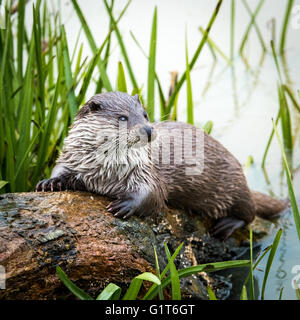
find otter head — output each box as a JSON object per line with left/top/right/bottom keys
{"left": 66, "top": 92, "right": 156, "bottom": 169}
{"left": 76, "top": 91, "right": 156, "bottom": 148}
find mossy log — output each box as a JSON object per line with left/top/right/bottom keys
{"left": 0, "top": 191, "right": 273, "bottom": 300}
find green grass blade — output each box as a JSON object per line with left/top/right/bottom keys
{"left": 15, "top": 32, "right": 35, "bottom": 191}
{"left": 147, "top": 7, "right": 157, "bottom": 122}
{"left": 32, "top": 50, "right": 63, "bottom": 184}
{"left": 16, "top": 121, "right": 45, "bottom": 184}
{"left": 47, "top": 13, "right": 54, "bottom": 88}
{"left": 279, "top": 287, "right": 284, "bottom": 300}
{"left": 207, "top": 286, "right": 217, "bottom": 300}
{"left": 0, "top": 6, "right": 12, "bottom": 76}
{"left": 243, "top": 245, "right": 272, "bottom": 288}
{"left": 102, "top": 0, "right": 114, "bottom": 70}
{"left": 99, "top": 0, "right": 132, "bottom": 87}
{"left": 279, "top": 0, "right": 294, "bottom": 55}
{"left": 263, "top": 40, "right": 292, "bottom": 169}
{"left": 56, "top": 266, "right": 93, "bottom": 300}
{"left": 270, "top": 40, "right": 283, "bottom": 83}
{"left": 203, "top": 120, "right": 213, "bottom": 135}
{"left": 76, "top": 45, "right": 104, "bottom": 105}
{"left": 201, "top": 29, "right": 217, "bottom": 61}
{"left": 273, "top": 119, "right": 300, "bottom": 240}
{"left": 70, "top": 0, "right": 112, "bottom": 91}
{"left": 166, "top": 0, "right": 223, "bottom": 115}
{"left": 96, "top": 283, "right": 121, "bottom": 300}
{"left": 240, "top": 285, "right": 248, "bottom": 300}
{"left": 145, "top": 259, "right": 249, "bottom": 300}
{"left": 244, "top": 156, "right": 254, "bottom": 170}
{"left": 278, "top": 84, "right": 293, "bottom": 162}
{"left": 0, "top": 181, "right": 8, "bottom": 190}
{"left": 185, "top": 31, "right": 194, "bottom": 125}
{"left": 283, "top": 85, "right": 300, "bottom": 113}
{"left": 153, "top": 245, "right": 164, "bottom": 300}
{"left": 157, "top": 74, "right": 167, "bottom": 121}
{"left": 33, "top": 3, "right": 45, "bottom": 123}
{"left": 17, "top": 0, "right": 25, "bottom": 80}
{"left": 295, "top": 282, "right": 300, "bottom": 300}
{"left": 164, "top": 242, "right": 181, "bottom": 300}
{"left": 239, "top": 0, "right": 266, "bottom": 55}
{"left": 70, "top": 28, "right": 82, "bottom": 64}
{"left": 249, "top": 228, "right": 255, "bottom": 300}
{"left": 177, "top": 260, "right": 250, "bottom": 278}
{"left": 74, "top": 43, "right": 84, "bottom": 81}
{"left": 143, "top": 242, "right": 184, "bottom": 300}
{"left": 61, "top": 25, "right": 77, "bottom": 122}
{"left": 117, "top": 61, "right": 128, "bottom": 93}
{"left": 199, "top": 26, "right": 231, "bottom": 64}
{"left": 129, "top": 30, "right": 166, "bottom": 118}
{"left": 261, "top": 109, "right": 280, "bottom": 169}
{"left": 0, "top": 5, "right": 14, "bottom": 187}
{"left": 230, "top": 0, "right": 235, "bottom": 60}
{"left": 261, "top": 228, "right": 282, "bottom": 299}
{"left": 123, "top": 272, "right": 160, "bottom": 300}
{"left": 103, "top": 0, "right": 139, "bottom": 93}
{"left": 135, "top": 272, "right": 161, "bottom": 284}
{"left": 171, "top": 92, "right": 179, "bottom": 121}
{"left": 130, "top": 30, "right": 148, "bottom": 58}
{"left": 122, "top": 279, "right": 142, "bottom": 300}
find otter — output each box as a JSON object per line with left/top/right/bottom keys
{"left": 36, "top": 91, "right": 287, "bottom": 240}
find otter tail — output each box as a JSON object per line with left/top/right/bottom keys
{"left": 251, "top": 191, "right": 289, "bottom": 220}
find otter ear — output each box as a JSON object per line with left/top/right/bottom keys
{"left": 133, "top": 94, "right": 140, "bottom": 104}
{"left": 76, "top": 101, "right": 101, "bottom": 118}
{"left": 88, "top": 101, "right": 101, "bottom": 112}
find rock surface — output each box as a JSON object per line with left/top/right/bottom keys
{"left": 0, "top": 191, "right": 274, "bottom": 300}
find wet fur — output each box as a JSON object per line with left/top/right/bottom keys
{"left": 36, "top": 92, "right": 288, "bottom": 240}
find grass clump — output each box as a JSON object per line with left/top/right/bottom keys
{"left": 57, "top": 242, "right": 249, "bottom": 300}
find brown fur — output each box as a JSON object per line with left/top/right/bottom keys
{"left": 36, "top": 92, "right": 288, "bottom": 240}
{"left": 251, "top": 191, "right": 288, "bottom": 220}
{"left": 152, "top": 121, "right": 288, "bottom": 238}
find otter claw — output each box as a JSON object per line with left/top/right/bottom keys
{"left": 113, "top": 206, "right": 130, "bottom": 217}
{"left": 108, "top": 199, "right": 137, "bottom": 219}
{"left": 35, "top": 177, "right": 65, "bottom": 192}
{"left": 210, "top": 217, "right": 246, "bottom": 241}
{"left": 123, "top": 210, "right": 135, "bottom": 219}
{"left": 108, "top": 201, "right": 124, "bottom": 213}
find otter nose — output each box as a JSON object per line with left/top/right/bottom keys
{"left": 139, "top": 125, "right": 155, "bottom": 142}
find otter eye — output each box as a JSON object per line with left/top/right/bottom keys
{"left": 143, "top": 112, "right": 149, "bottom": 121}
{"left": 119, "top": 116, "right": 128, "bottom": 121}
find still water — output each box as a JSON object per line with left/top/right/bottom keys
{"left": 52, "top": 0, "right": 300, "bottom": 299}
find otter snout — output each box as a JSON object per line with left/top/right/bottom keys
{"left": 128, "top": 124, "right": 157, "bottom": 148}
{"left": 139, "top": 125, "right": 156, "bottom": 143}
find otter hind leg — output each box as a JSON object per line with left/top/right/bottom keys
{"left": 210, "top": 217, "right": 246, "bottom": 241}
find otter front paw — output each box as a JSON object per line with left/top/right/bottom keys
{"left": 35, "top": 177, "right": 64, "bottom": 192}
{"left": 107, "top": 199, "right": 138, "bottom": 219}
